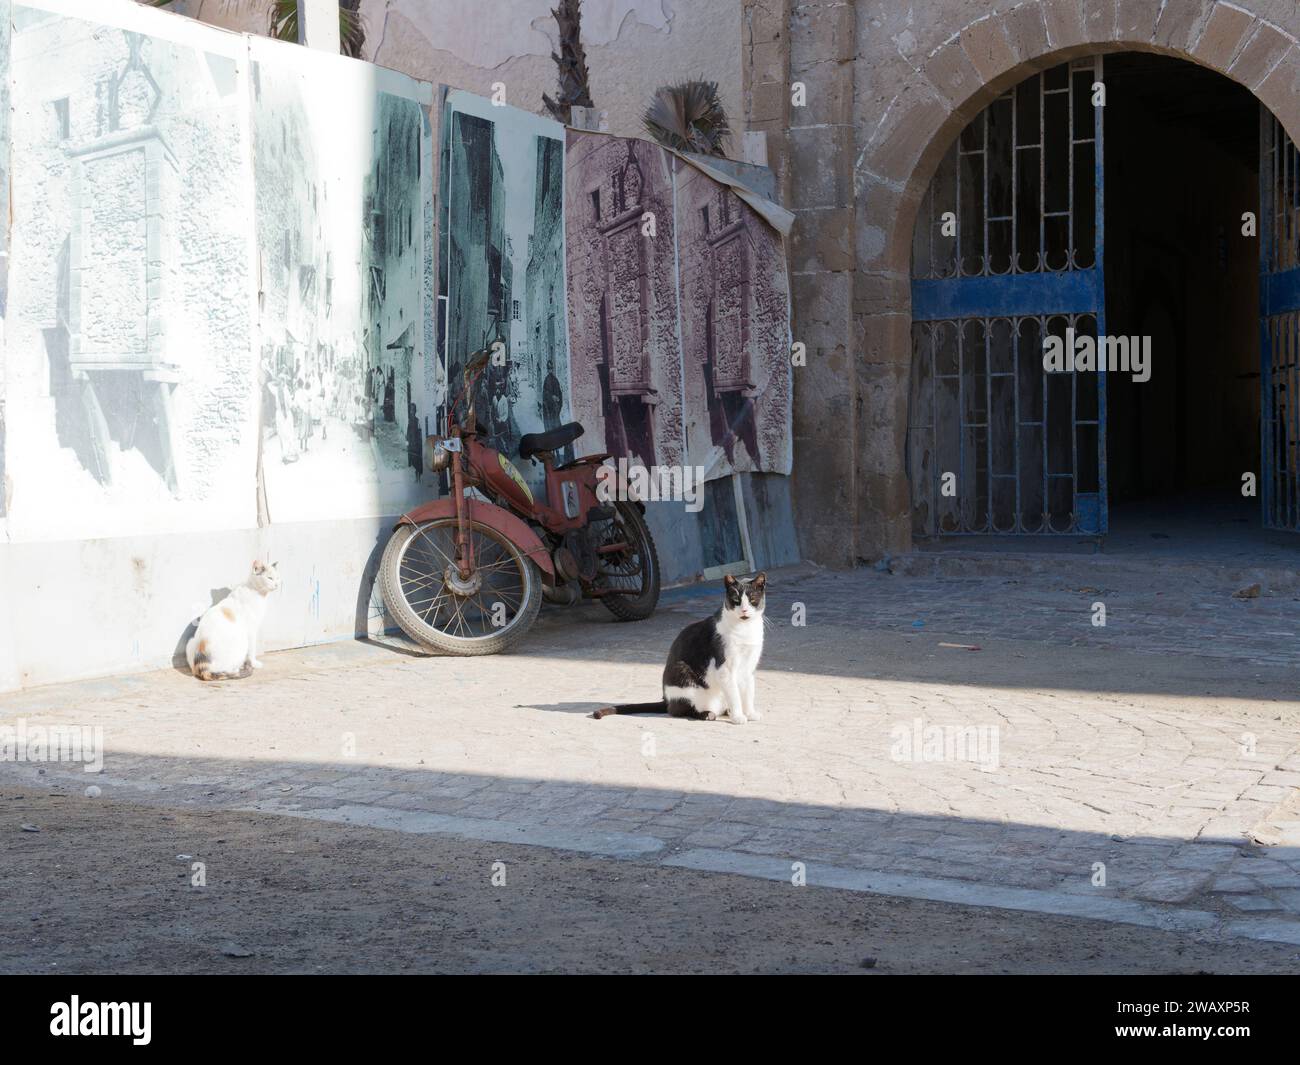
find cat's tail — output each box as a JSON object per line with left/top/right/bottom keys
{"left": 197, "top": 665, "right": 254, "bottom": 681}
{"left": 592, "top": 700, "right": 666, "bottom": 719}
{"left": 189, "top": 638, "right": 215, "bottom": 681}
{"left": 190, "top": 643, "right": 254, "bottom": 682}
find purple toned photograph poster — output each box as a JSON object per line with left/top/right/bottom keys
{"left": 563, "top": 129, "right": 685, "bottom": 471}
{"left": 673, "top": 157, "right": 793, "bottom": 481}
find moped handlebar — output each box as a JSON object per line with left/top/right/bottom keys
{"left": 448, "top": 347, "right": 494, "bottom": 435}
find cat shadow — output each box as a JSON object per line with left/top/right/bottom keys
{"left": 517, "top": 701, "right": 611, "bottom": 716}
{"left": 169, "top": 586, "right": 232, "bottom": 676}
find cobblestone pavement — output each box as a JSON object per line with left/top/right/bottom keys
{"left": 4, "top": 561, "right": 1300, "bottom": 948}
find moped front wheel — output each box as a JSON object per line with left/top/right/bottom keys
{"left": 379, "top": 518, "right": 541, "bottom": 655}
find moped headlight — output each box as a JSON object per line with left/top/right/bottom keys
{"left": 427, "top": 435, "right": 452, "bottom": 473}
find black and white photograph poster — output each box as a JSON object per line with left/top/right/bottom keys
{"left": 439, "top": 87, "right": 570, "bottom": 488}
{"left": 252, "top": 35, "right": 435, "bottom": 522}
{"left": 1, "top": 2, "right": 257, "bottom": 541}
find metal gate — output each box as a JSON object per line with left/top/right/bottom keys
{"left": 908, "top": 58, "right": 1106, "bottom": 536}
{"left": 1261, "top": 110, "right": 1300, "bottom": 530}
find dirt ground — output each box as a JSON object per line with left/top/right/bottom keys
{"left": 3, "top": 789, "right": 1297, "bottom": 975}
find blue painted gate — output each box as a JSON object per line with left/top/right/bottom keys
{"left": 908, "top": 58, "right": 1107, "bottom": 536}
{"left": 1261, "top": 110, "right": 1300, "bottom": 530}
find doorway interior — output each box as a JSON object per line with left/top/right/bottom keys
{"left": 907, "top": 51, "right": 1300, "bottom": 565}
{"left": 1102, "top": 53, "right": 1275, "bottom": 560}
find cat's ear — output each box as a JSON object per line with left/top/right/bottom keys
{"left": 752, "top": 571, "right": 767, "bottom": 589}
{"left": 723, "top": 574, "right": 737, "bottom": 588}
{"left": 252, "top": 560, "right": 265, "bottom": 574}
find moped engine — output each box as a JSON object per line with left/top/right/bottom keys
{"left": 554, "top": 529, "right": 598, "bottom": 583}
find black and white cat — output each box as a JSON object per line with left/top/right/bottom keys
{"left": 594, "top": 573, "right": 766, "bottom": 724}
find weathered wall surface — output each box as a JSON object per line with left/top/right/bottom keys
{"left": 0, "top": 0, "right": 11, "bottom": 523}
{"left": 0, "top": 514, "right": 394, "bottom": 692}
{"left": 744, "top": 0, "right": 1300, "bottom": 565}
{"left": 175, "top": 0, "right": 744, "bottom": 155}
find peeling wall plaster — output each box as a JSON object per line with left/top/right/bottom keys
{"left": 364, "top": 0, "right": 671, "bottom": 70}
{"left": 179, "top": 0, "right": 742, "bottom": 154}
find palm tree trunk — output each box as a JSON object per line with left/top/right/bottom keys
{"left": 542, "top": 0, "right": 594, "bottom": 123}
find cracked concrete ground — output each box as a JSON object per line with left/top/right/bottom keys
{"left": 6, "top": 787, "right": 1298, "bottom": 974}
{"left": 3, "top": 560, "right": 1300, "bottom": 970}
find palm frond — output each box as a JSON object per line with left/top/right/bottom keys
{"left": 643, "top": 80, "right": 731, "bottom": 157}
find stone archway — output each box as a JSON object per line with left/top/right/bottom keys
{"left": 786, "top": 0, "right": 1300, "bottom": 565}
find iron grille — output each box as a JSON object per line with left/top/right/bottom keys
{"left": 909, "top": 58, "right": 1106, "bottom": 536}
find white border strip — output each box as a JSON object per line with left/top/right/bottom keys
{"left": 236, "top": 800, "right": 1300, "bottom": 948}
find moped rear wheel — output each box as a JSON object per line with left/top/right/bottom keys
{"left": 379, "top": 518, "right": 541, "bottom": 655}
{"left": 595, "top": 501, "right": 661, "bottom": 621}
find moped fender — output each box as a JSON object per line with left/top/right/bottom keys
{"left": 395, "top": 497, "right": 556, "bottom": 581}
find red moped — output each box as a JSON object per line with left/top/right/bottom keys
{"left": 380, "top": 348, "right": 660, "bottom": 654}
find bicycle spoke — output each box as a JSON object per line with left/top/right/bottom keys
{"left": 401, "top": 569, "right": 448, "bottom": 594}
{"left": 393, "top": 519, "right": 536, "bottom": 644}
{"left": 413, "top": 529, "right": 458, "bottom": 568}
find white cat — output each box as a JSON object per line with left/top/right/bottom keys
{"left": 185, "top": 561, "right": 281, "bottom": 681}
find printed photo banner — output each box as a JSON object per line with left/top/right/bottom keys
{"left": 0, "top": 0, "right": 441, "bottom": 540}
{"left": 438, "top": 88, "right": 570, "bottom": 490}
{"left": 564, "top": 129, "right": 685, "bottom": 472}
{"left": 0, "top": 0, "right": 11, "bottom": 537}
{"left": 673, "top": 156, "right": 794, "bottom": 481}
{"left": 250, "top": 36, "right": 436, "bottom": 523}
{"left": 442, "top": 94, "right": 795, "bottom": 493}
{"left": 2, "top": 0, "right": 259, "bottom": 544}
{"left": 562, "top": 129, "right": 793, "bottom": 483}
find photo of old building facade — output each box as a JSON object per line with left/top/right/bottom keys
{"left": 525, "top": 134, "right": 567, "bottom": 453}
{"left": 2, "top": 3, "right": 255, "bottom": 542}
{"left": 675, "top": 156, "right": 793, "bottom": 481}
{"left": 564, "top": 130, "right": 684, "bottom": 470}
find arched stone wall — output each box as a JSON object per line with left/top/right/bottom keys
{"left": 752, "top": 0, "right": 1300, "bottom": 565}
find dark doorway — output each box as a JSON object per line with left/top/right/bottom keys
{"left": 1103, "top": 54, "right": 1261, "bottom": 537}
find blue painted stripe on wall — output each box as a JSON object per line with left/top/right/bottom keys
{"left": 1263, "top": 266, "right": 1300, "bottom": 316}
{"left": 911, "top": 268, "right": 1102, "bottom": 321}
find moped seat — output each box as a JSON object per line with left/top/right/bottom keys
{"left": 519, "top": 422, "right": 584, "bottom": 460}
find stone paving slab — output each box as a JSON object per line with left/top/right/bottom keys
{"left": 3, "top": 563, "right": 1300, "bottom": 945}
